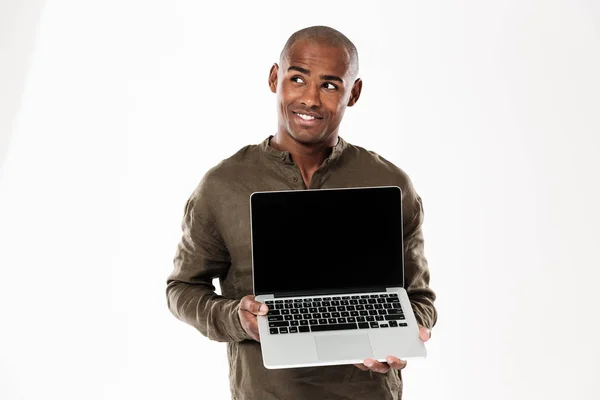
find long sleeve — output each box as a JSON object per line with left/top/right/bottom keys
{"left": 166, "top": 178, "right": 251, "bottom": 343}
{"left": 403, "top": 191, "right": 438, "bottom": 330}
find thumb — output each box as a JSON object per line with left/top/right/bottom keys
{"left": 241, "top": 295, "right": 269, "bottom": 315}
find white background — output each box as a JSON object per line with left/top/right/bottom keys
{"left": 1, "top": 1, "right": 599, "bottom": 399}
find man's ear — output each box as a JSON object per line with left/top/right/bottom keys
{"left": 268, "top": 63, "right": 279, "bottom": 93}
{"left": 347, "top": 78, "right": 363, "bottom": 107}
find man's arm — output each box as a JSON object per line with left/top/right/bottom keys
{"left": 403, "top": 193, "right": 437, "bottom": 330}
{"left": 166, "top": 181, "right": 251, "bottom": 343}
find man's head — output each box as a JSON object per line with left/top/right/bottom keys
{"left": 269, "top": 26, "right": 362, "bottom": 147}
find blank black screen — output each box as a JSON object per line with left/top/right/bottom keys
{"left": 251, "top": 186, "right": 404, "bottom": 296}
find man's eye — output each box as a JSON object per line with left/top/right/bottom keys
{"left": 291, "top": 76, "right": 305, "bottom": 84}
{"left": 323, "top": 82, "right": 337, "bottom": 90}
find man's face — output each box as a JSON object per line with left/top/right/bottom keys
{"left": 269, "top": 40, "right": 362, "bottom": 145}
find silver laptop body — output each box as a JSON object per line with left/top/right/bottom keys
{"left": 250, "top": 186, "right": 427, "bottom": 369}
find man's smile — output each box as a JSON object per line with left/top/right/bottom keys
{"left": 293, "top": 111, "right": 323, "bottom": 126}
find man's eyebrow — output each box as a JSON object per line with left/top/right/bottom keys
{"left": 287, "top": 66, "right": 344, "bottom": 84}
{"left": 288, "top": 66, "right": 310, "bottom": 75}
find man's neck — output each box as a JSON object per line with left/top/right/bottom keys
{"left": 270, "top": 132, "right": 338, "bottom": 187}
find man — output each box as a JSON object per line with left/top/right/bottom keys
{"left": 166, "top": 25, "right": 437, "bottom": 400}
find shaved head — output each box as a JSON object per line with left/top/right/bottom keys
{"left": 280, "top": 26, "right": 359, "bottom": 79}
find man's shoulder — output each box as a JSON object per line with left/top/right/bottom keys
{"left": 202, "top": 141, "right": 264, "bottom": 181}
{"left": 342, "top": 140, "right": 413, "bottom": 183}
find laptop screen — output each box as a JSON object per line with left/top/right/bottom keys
{"left": 250, "top": 186, "right": 404, "bottom": 296}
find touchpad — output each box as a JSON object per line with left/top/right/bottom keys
{"left": 315, "top": 334, "right": 374, "bottom": 361}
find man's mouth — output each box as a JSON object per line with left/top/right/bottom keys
{"left": 293, "top": 112, "right": 323, "bottom": 126}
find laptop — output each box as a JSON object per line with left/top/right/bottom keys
{"left": 250, "top": 185, "right": 427, "bottom": 369}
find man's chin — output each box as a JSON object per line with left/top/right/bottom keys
{"left": 288, "top": 130, "right": 328, "bottom": 145}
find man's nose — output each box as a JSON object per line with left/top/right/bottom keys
{"left": 300, "top": 84, "right": 321, "bottom": 108}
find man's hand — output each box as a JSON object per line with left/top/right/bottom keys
{"left": 238, "top": 295, "right": 269, "bottom": 342}
{"left": 354, "top": 325, "right": 431, "bottom": 373}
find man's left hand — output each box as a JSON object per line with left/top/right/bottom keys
{"left": 354, "top": 325, "right": 431, "bottom": 373}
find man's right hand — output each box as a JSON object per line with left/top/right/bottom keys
{"left": 238, "top": 295, "right": 269, "bottom": 342}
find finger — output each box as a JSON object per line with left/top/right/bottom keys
{"left": 240, "top": 296, "right": 269, "bottom": 315}
{"left": 385, "top": 356, "right": 407, "bottom": 370}
{"left": 418, "top": 325, "right": 431, "bottom": 342}
{"left": 354, "top": 363, "right": 369, "bottom": 371}
{"left": 246, "top": 314, "right": 261, "bottom": 341}
{"left": 363, "top": 358, "right": 390, "bottom": 374}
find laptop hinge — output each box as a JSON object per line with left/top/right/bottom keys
{"left": 273, "top": 287, "right": 387, "bottom": 298}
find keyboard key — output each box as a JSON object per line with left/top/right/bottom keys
{"left": 281, "top": 310, "right": 290, "bottom": 315}
{"left": 387, "top": 298, "right": 400, "bottom": 303}
{"left": 294, "top": 299, "right": 303, "bottom": 302}
{"left": 290, "top": 309, "right": 299, "bottom": 314}
{"left": 309, "top": 319, "right": 318, "bottom": 325}
{"left": 389, "top": 321, "right": 398, "bottom": 327}
{"left": 280, "top": 327, "right": 288, "bottom": 333}
{"left": 341, "top": 312, "right": 350, "bottom": 317}
{"left": 289, "top": 327, "right": 298, "bottom": 333}
{"left": 267, "top": 310, "right": 281, "bottom": 316}
{"left": 351, "top": 295, "right": 360, "bottom": 299}
{"left": 399, "top": 323, "right": 408, "bottom": 327}
{"left": 385, "top": 314, "right": 406, "bottom": 321}
{"left": 328, "top": 318, "right": 337, "bottom": 324}
{"left": 366, "top": 316, "right": 375, "bottom": 322}
{"left": 294, "top": 315, "right": 303, "bottom": 320}
{"left": 300, "top": 320, "right": 308, "bottom": 325}
{"left": 380, "top": 294, "right": 388, "bottom": 298}
{"left": 350, "top": 311, "right": 359, "bottom": 317}
{"left": 389, "top": 293, "right": 398, "bottom": 298}
{"left": 270, "top": 328, "right": 279, "bottom": 334}
{"left": 347, "top": 317, "right": 356, "bottom": 322}
{"left": 319, "top": 318, "right": 327, "bottom": 324}
{"left": 377, "top": 298, "right": 387, "bottom": 304}
{"left": 375, "top": 316, "right": 384, "bottom": 321}
{"left": 323, "top": 313, "right": 331, "bottom": 318}
{"left": 357, "top": 317, "right": 366, "bottom": 322}
{"left": 322, "top": 297, "right": 331, "bottom": 301}
{"left": 374, "top": 304, "right": 383, "bottom": 310}
{"left": 378, "top": 310, "right": 387, "bottom": 315}
{"left": 370, "top": 295, "right": 380, "bottom": 298}
{"left": 275, "top": 300, "right": 283, "bottom": 304}
{"left": 284, "top": 299, "right": 293, "bottom": 303}
{"left": 332, "top": 297, "right": 341, "bottom": 300}
{"left": 342, "top": 296, "right": 350, "bottom": 300}
{"left": 338, "top": 317, "right": 347, "bottom": 323}
{"left": 284, "top": 315, "right": 293, "bottom": 321}
{"left": 268, "top": 316, "right": 283, "bottom": 321}
{"left": 332, "top": 312, "right": 340, "bottom": 318}
{"left": 311, "top": 323, "right": 357, "bottom": 332}
{"left": 313, "top": 298, "right": 322, "bottom": 301}
{"left": 269, "top": 321, "right": 289, "bottom": 327}
{"left": 380, "top": 324, "right": 389, "bottom": 328}
{"left": 370, "top": 322, "right": 379, "bottom": 328}
{"left": 290, "top": 321, "right": 299, "bottom": 326}
{"left": 299, "top": 326, "right": 310, "bottom": 333}
{"left": 358, "top": 322, "right": 370, "bottom": 329}
{"left": 313, "top": 313, "right": 322, "bottom": 319}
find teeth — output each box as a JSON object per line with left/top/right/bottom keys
{"left": 297, "top": 113, "right": 315, "bottom": 120}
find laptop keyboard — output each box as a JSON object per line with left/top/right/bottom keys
{"left": 264, "top": 293, "right": 407, "bottom": 335}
